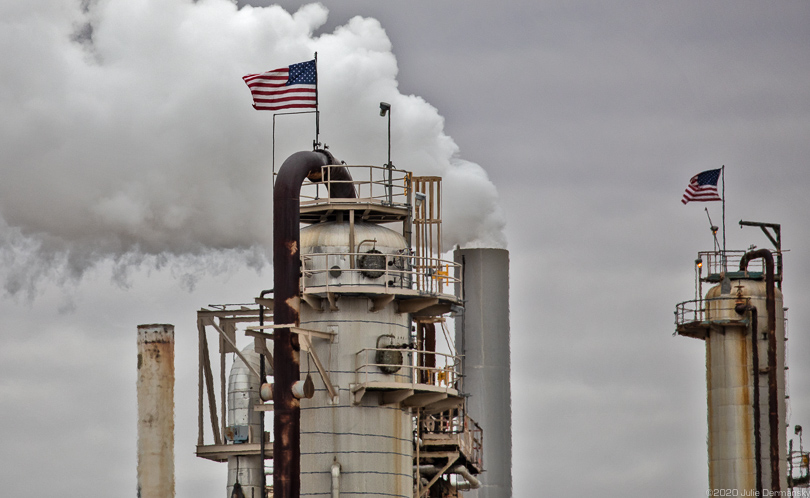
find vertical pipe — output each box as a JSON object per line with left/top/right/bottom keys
{"left": 331, "top": 461, "right": 341, "bottom": 498}
{"left": 737, "top": 304, "right": 763, "bottom": 495}
{"left": 137, "top": 324, "right": 175, "bottom": 498}
{"left": 740, "top": 249, "right": 779, "bottom": 493}
{"left": 454, "top": 248, "right": 512, "bottom": 498}
{"left": 274, "top": 150, "right": 355, "bottom": 498}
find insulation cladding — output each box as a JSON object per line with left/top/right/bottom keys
{"left": 226, "top": 346, "right": 271, "bottom": 497}
{"left": 297, "top": 221, "right": 413, "bottom": 497}
{"left": 704, "top": 278, "right": 787, "bottom": 492}
{"left": 136, "top": 324, "right": 175, "bottom": 498}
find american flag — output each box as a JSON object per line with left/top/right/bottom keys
{"left": 681, "top": 168, "right": 722, "bottom": 204}
{"left": 242, "top": 59, "right": 317, "bottom": 111}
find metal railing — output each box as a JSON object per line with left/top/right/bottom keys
{"left": 300, "top": 164, "right": 411, "bottom": 207}
{"left": 354, "top": 347, "right": 460, "bottom": 390}
{"left": 789, "top": 449, "right": 810, "bottom": 488}
{"left": 301, "top": 252, "right": 461, "bottom": 297}
{"left": 420, "top": 411, "right": 483, "bottom": 471}
{"left": 697, "top": 250, "right": 773, "bottom": 280}
{"left": 674, "top": 297, "right": 748, "bottom": 327}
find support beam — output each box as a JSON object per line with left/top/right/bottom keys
{"left": 197, "top": 320, "right": 221, "bottom": 445}
{"left": 209, "top": 320, "right": 261, "bottom": 380}
{"left": 371, "top": 294, "right": 395, "bottom": 312}
{"left": 397, "top": 297, "right": 439, "bottom": 314}
{"left": 419, "top": 452, "right": 459, "bottom": 498}
{"left": 299, "top": 334, "right": 339, "bottom": 401}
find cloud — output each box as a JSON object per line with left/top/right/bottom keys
{"left": 0, "top": 0, "right": 505, "bottom": 297}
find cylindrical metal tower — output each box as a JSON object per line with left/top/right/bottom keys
{"left": 298, "top": 221, "right": 414, "bottom": 496}
{"left": 137, "top": 324, "right": 175, "bottom": 498}
{"left": 194, "top": 158, "right": 482, "bottom": 498}
{"left": 454, "top": 248, "right": 512, "bottom": 498}
{"left": 704, "top": 278, "right": 787, "bottom": 492}
{"left": 675, "top": 247, "right": 788, "bottom": 496}
{"left": 226, "top": 346, "right": 271, "bottom": 498}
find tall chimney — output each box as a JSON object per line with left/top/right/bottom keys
{"left": 455, "top": 248, "right": 513, "bottom": 498}
{"left": 137, "top": 324, "right": 175, "bottom": 498}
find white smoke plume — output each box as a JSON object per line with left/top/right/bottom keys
{"left": 0, "top": 0, "right": 506, "bottom": 297}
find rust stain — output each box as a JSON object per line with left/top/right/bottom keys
{"left": 286, "top": 296, "right": 301, "bottom": 314}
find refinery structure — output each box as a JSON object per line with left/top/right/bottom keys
{"left": 136, "top": 148, "right": 516, "bottom": 498}
{"left": 674, "top": 222, "right": 809, "bottom": 495}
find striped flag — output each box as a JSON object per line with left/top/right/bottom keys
{"left": 242, "top": 59, "right": 317, "bottom": 111}
{"left": 681, "top": 168, "right": 722, "bottom": 204}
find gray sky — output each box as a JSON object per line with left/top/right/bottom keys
{"left": 2, "top": 1, "right": 810, "bottom": 496}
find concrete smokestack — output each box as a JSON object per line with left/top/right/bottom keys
{"left": 137, "top": 324, "right": 175, "bottom": 498}
{"left": 455, "top": 248, "right": 512, "bottom": 498}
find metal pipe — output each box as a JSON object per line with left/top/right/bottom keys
{"left": 273, "top": 150, "right": 355, "bottom": 498}
{"left": 415, "top": 465, "right": 481, "bottom": 491}
{"left": 739, "top": 249, "right": 779, "bottom": 493}
{"left": 331, "top": 461, "right": 341, "bottom": 498}
{"left": 137, "top": 324, "right": 175, "bottom": 498}
{"left": 258, "top": 287, "right": 272, "bottom": 495}
{"left": 736, "top": 302, "right": 763, "bottom": 495}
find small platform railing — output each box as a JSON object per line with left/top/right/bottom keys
{"left": 420, "top": 411, "right": 483, "bottom": 471}
{"left": 300, "top": 164, "right": 411, "bottom": 208}
{"left": 697, "top": 250, "right": 779, "bottom": 282}
{"left": 674, "top": 297, "right": 749, "bottom": 327}
{"left": 301, "top": 252, "right": 460, "bottom": 298}
{"left": 354, "top": 347, "right": 460, "bottom": 390}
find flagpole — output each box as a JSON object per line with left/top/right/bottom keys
{"left": 314, "top": 52, "right": 319, "bottom": 147}
{"left": 722, "top": 165, "right": 726, "bottom": 271}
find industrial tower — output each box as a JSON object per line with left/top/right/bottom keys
{"left": 674, "top": 222, "right": 809, "bottom": 494}
{"left": 191, "top": 149, "right": 511, "bottom": 497}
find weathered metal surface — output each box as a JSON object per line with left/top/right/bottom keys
{"left": 226, "top": 346, "right": 270, "bottom": 498}
{"left": 137, "top": 324, "right": 175, "bottom": 498}
{"left": 740, "top": 249, "right": 781, "bottom": 493}
{"left": 273, "top": 150, "right": 354, "bottom": 498}
{"left": 703, "top": 270, "right": 786, "bottom": 493}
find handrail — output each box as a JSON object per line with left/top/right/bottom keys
{"left": 354, "top": 347, "right": 460, "bottom": 391}
{"left": 674, "top": 296, "right": 749, "bottom": 327}
{"left": 300, "top": 164, "right": 411, "bottom": 207}
{"left": 420, "top": 412, "right": 484, "bottom": 470}
{"left": 697, "top": 250, "right": 780, "bottom": 281}
{"left": 301, "top": 251, "right": 461, "bottom": 297}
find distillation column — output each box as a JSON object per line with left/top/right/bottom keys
{"left": 297, "top": 222, "right": 414, "bottom": 497}
{"left": 703, "top": 270, "right": 788, "bottom": 493}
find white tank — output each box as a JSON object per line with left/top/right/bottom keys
{"left": 298, "top": 221, "right": 414, "bottom": 497}
{"left": 301, "top": 221, "right": 410, "bottom": 289}
{"left": 226, "top": 346, "right": 270, "bottom": 498}
{"left": 704, "top": 278, "right": 787, "bottom": 492}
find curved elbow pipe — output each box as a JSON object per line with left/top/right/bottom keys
{"left": 273, "top": 150, "right": 355, "bottom": 498}
{"left": 740, "top": 249, "right": 779, "bottom": 493}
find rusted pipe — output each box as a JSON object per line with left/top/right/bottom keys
{"left": 273, "top": 150, "right": 355, "bottom": 498}
{"left": 736, "top": 302, "right": 763, "bottom": 496}
{"left": 739, "top": 249, "right": 778, "bottom": 492}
